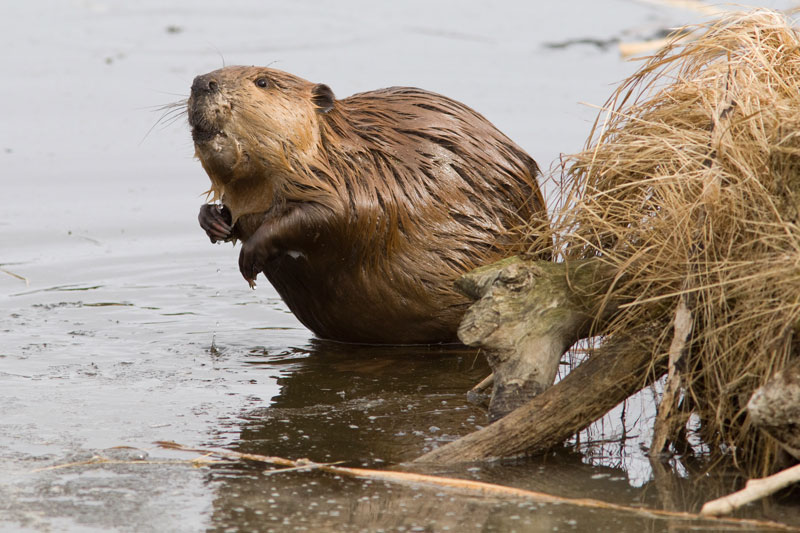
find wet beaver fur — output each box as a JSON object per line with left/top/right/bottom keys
{"left": 189, "top": 66, "right": 547, "bottom": 344}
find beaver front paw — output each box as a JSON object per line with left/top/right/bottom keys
{"left": 238, "top": 227, "right": 280, "bottom": 288}
{"left": 198, "top": 204, "right": 233, "bottom": 243}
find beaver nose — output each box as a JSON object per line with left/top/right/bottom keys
{"left": 191, "top": 74, "right": 219, "bottom": 95}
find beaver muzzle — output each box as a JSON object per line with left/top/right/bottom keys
{"left": 188, "top": 73, "right": 228, "bottom": 144}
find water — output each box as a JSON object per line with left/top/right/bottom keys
{"left": 2, "top": 1, "right": 799, "bottom": 531}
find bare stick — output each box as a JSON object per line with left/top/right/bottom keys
{"left": 466, "top": 373, "right": 494, "bottom": 406}
{"left": 701, "top": 463, "right": 800, "bottom": 516}
{"left": 1, "top": 267, "right": 30, "bottom": 286}
{"left": 650, "top": 297, "right": 693, "bottom": 456}
{"left": 469, "top": 373, "right": 494, "bottom": 394}
{"left": 154, "top": 441, "right": 800, "bottom": 531}
{"left": 31, "top": 455, "right": 227, "bottom": 472}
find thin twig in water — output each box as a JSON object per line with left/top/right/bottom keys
{"left": 155, "top": 441, "right": 800, "bottom": 532}
{"left": 262, "top": 461, "right": 344, "bottom": 476}
{"left": 1, "top": 268, "right": 30, "bottom": 286}
{"left": 701, "top": 463, "right": 800, "bottom": 516}
{"left": 470, "top": 373, "right": 494, "bottom": 394}
{"left": 31, "top": 454, "right": 228, "bottom": 473}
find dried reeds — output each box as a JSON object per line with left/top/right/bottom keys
{"left": 554, "top": 9, "right": 800, "bottom": 475}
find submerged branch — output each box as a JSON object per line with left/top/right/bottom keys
{"left": 155, "top": 441, "right": 800, "bottom": 532}
{"left": 701, "top": 463, "right": 800, "bottom": 517}
{"left": 415, "top": 329, "right": 666, "bottom": 463}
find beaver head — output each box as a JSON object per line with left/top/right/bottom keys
{"left": 188, "top": 66, "right": 335, "bottom": 220}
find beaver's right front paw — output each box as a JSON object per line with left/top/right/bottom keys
{"left": 198, "top": 204, "right": 232, "bottom": 243}
{"left": 238, "top": 224, "right": 280, "bottom": 288}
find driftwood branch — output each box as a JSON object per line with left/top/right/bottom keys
{"left": 701, "top": 463, "right": 800, "bottom": 516}
{"left": 416, "top": 329, "right": 666, "bottom": 463}
{"left": 455, "top": 257, "right": 619, "bottom": 420}
{"left": 411, "top": 256, "right": 673, "bottom": 464}
{"left": 649, "top": 296, "right": 694, "bottom": 457}
{"left": 156, "top": 441, "right": 800, "bottom": 532}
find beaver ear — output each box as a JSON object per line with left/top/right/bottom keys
{"left": 312, "top": 84, "right": 335, "bottom": 113}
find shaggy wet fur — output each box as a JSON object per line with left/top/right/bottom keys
{"left": 189, "top": 66, "right": 548, "bottom": 343}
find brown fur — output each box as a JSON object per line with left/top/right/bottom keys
{"left": 189, "top": 66, "right": 548, "bottom": 344}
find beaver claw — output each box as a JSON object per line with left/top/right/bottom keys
{"left": 198, "top": 204, "right": 232, "bottom": 243}
{"left": 238, "top": 225, "right": 280, "bottom": 288}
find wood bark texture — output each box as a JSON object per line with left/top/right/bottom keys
{"left": 747, "top": 357, "right": 800, "bottom": 461}
{"left": 455, "top": 256, "right": 619, "bottom": 420}
{"left": 415, "top": 330, "right": 666, "bottom": 463}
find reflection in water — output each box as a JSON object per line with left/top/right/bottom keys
{"left": 204, "top": 340, "right": 800, "bottom": 532}
{"left": 236, "top": 340, "right": 489, "bottom": 464}
{"left": 205, "top": 342, "right": 630, "bottom": 532}
{"left": 206, "top": 469, "right": 644, "bottom": 533}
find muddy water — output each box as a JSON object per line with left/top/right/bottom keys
{"left": 2, "top": 1, "right": 800, "bottom": 531}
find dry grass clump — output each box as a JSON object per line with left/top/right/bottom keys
{"left": 556, "top": 10, "right": 800, "bottom": 474}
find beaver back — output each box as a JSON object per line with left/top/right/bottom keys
{"left": 261, "top": 86, "right": 547, "bottom": 343}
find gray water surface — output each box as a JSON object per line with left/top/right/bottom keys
{"left": 2, "top": 1, "right": 799, "bottom": 531}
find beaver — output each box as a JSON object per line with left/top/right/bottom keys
{"left": 189, "top": 66, "right": 548, "bottom": 344}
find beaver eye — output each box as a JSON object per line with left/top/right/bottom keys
{"left": 255, "top": 77, "right": 269, "bottom": 88}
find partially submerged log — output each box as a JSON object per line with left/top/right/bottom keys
{"left": 414, "top": 256, "right": 670, "bottom": 464}
{"left": 416, "top": 326, "right": 665, "bottom": 463}
{"left": 455, "top": 256, "right": 619, "bottom": 420}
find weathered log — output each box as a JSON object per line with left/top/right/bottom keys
{"left": 415, "top": 330, "right": 666, "bottom": 464}
{"left": 747, "top": 357, "right": 800, "bottom": 461}
{"left": 455, "top": 256, "right": 620, "bottom": 420}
